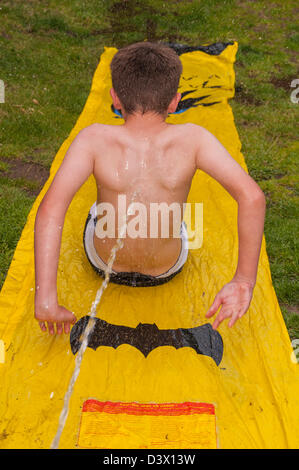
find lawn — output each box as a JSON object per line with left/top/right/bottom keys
{"left": 0, "top": 0, "right": 298, "bottom": 337}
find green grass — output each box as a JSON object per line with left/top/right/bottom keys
{"left": 0, "top": 185, "right": 35, "bottom": 287}
{"left": 0, "top": 0, "right": 298, "bottom": 338}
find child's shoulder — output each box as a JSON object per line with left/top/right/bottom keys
{"left": 74, "top": 123, "right": 116, "bottom": 144}
{"left": 75, "top": 122, "right": 210, "bottom": 145}
{"left": 169, "top": 122, "right": 209, "bottom": 141}
{"left": 78, "top": 123, "right": 115, "bottom": 135}
{"left": 170, "top": 122, "right": 206, "bottom": 133}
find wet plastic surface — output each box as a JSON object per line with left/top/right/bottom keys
{"left": 0, "top": 43, "right": 298, "bottom": 449}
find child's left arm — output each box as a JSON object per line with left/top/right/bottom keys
{"left": 192, "top": 124, "right": 266, "bottom": 329}
{"left": 34, "top": 126, "right": 96, "bottom": 334}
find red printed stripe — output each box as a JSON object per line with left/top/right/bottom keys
{"left": 82, "top": 400, "right": 215, "bottom": 416}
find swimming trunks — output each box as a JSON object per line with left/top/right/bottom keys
{"left": 83, "top": 202, "right": 189, "bottom": 287}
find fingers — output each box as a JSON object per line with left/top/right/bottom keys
{"left": 38, "top": 308, "right": 77, "bottom": 335}
{"left": 63, "top": 322, "right": 71, "bottom": 334}
{"left": 206, "top": 294, "right": 222, "bottom": 318}
{"left": 238, "top": 309, "right": 247, "bottom": 319}
{"left": 212, "top": 308, "right": 228, "bottom": 330}
{"left": 39, "top": 321, "right": 75, "bottom": 335}
{"left": 47, "top": 322, "right": 55, "bottom": 335}
{"left": 39, "top": 321, "right": 47, "bottom": 332}
{"left": 228, "top": 310, "right": 241, "bottom": 328}
{"left": 41, "top": 321, "right": 74, "bottom": 335}
{"left": 63, "top": 313, "right": 77, "bottom": 334}
{"left": 59, "top": 311, "right": 76, "bottom": 334}
{"left": 212, "top": 308, "right": 245, "bottom": 330}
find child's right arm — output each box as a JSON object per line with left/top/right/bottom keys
{"left": 34, "top": 126, "right": 96, "bottom": 335}
{"left": 191, "top": 124, "right": 266, "bottom": 329}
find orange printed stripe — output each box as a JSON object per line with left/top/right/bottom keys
{"left": 82, "top": 399, "right": 215, "bottom": 416}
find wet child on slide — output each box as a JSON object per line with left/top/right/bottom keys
{"left": 34, "top": 42, "right": 266, "bottom": 335}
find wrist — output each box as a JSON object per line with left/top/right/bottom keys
{"left": 35, "top": 291, "right": 58, "bottom": 310}
{"left": 231, "top": 274, "right": 256, "bottom": 288}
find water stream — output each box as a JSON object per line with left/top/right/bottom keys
{"left": 50, "top": 192, "right": 137, "bottom": 449}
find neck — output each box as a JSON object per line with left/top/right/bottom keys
{"left": 122, "top": 110, "right": 169, "bottom": 134}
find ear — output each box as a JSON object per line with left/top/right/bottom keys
{"left": 167, "top": 92, "right": 181, "bottom": 114}
{"left": 110, "top": 88, "right": 122, "bottom": 109}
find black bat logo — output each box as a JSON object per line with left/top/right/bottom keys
{"left": 112, "top": 90, "right": 221, "bottom": 118}
{"left": 70, "top": 316, "right": 223, "bottom": 366}
{"left": 166, "top": 41, "right": 234, "bottom": 56}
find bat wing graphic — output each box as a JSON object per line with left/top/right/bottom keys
{"left": 112, "top": 91, "right": 221, "bottom": 118}
{"left": 70, "top": 316, "right": 223, "bottom": 366}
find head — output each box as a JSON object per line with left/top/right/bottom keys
{"left": 110, "top": 41, "right": 182, "bottom": 118}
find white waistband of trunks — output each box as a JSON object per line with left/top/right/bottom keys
{"left": 84, "top": 202, "right": 189, "bottom": 278}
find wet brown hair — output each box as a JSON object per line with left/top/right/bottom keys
{"left": 110, "top": 41, "right": 182, "bottom": 116}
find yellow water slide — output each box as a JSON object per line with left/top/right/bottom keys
{"left": 0, "top": 42, "right": 298, "bottom": 449}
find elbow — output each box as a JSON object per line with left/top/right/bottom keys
{"left": 35, "top": 200, "right": 49, "bottom": 224}
{"left": 239, "top": 186, "right": 266, "bottom": 209}
{"left": 253, "top": 188, "right": 266, "bottom": 208}
{"left": 35, "top": 198, "right": 64, "bottom": 227}
{"left": 34, "top": 203, "right": 48, "bottom": 233}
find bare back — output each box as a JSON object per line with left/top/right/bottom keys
{"left": 35, "top": 103, "right": 264, "bottom": 333}
{"left": 92, "top": 123, "right": 197, "bottom": 275}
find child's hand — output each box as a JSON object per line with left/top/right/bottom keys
{"left": 205, "top": 279, "right": 254, "bottom": 329}
{"left": 35, "top": 303, "right": 77, "bottom": 335}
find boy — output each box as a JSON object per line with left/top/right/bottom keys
{"left": 34, "top": 42, "right": 266, "bottom": 335}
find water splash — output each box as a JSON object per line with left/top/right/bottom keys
{"left": 50, "top": 191, "right": 138, "bottom": 449}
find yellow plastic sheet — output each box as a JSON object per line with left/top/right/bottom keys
{"left": 0, "top": 43, "right": 298, "bottom": 449}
